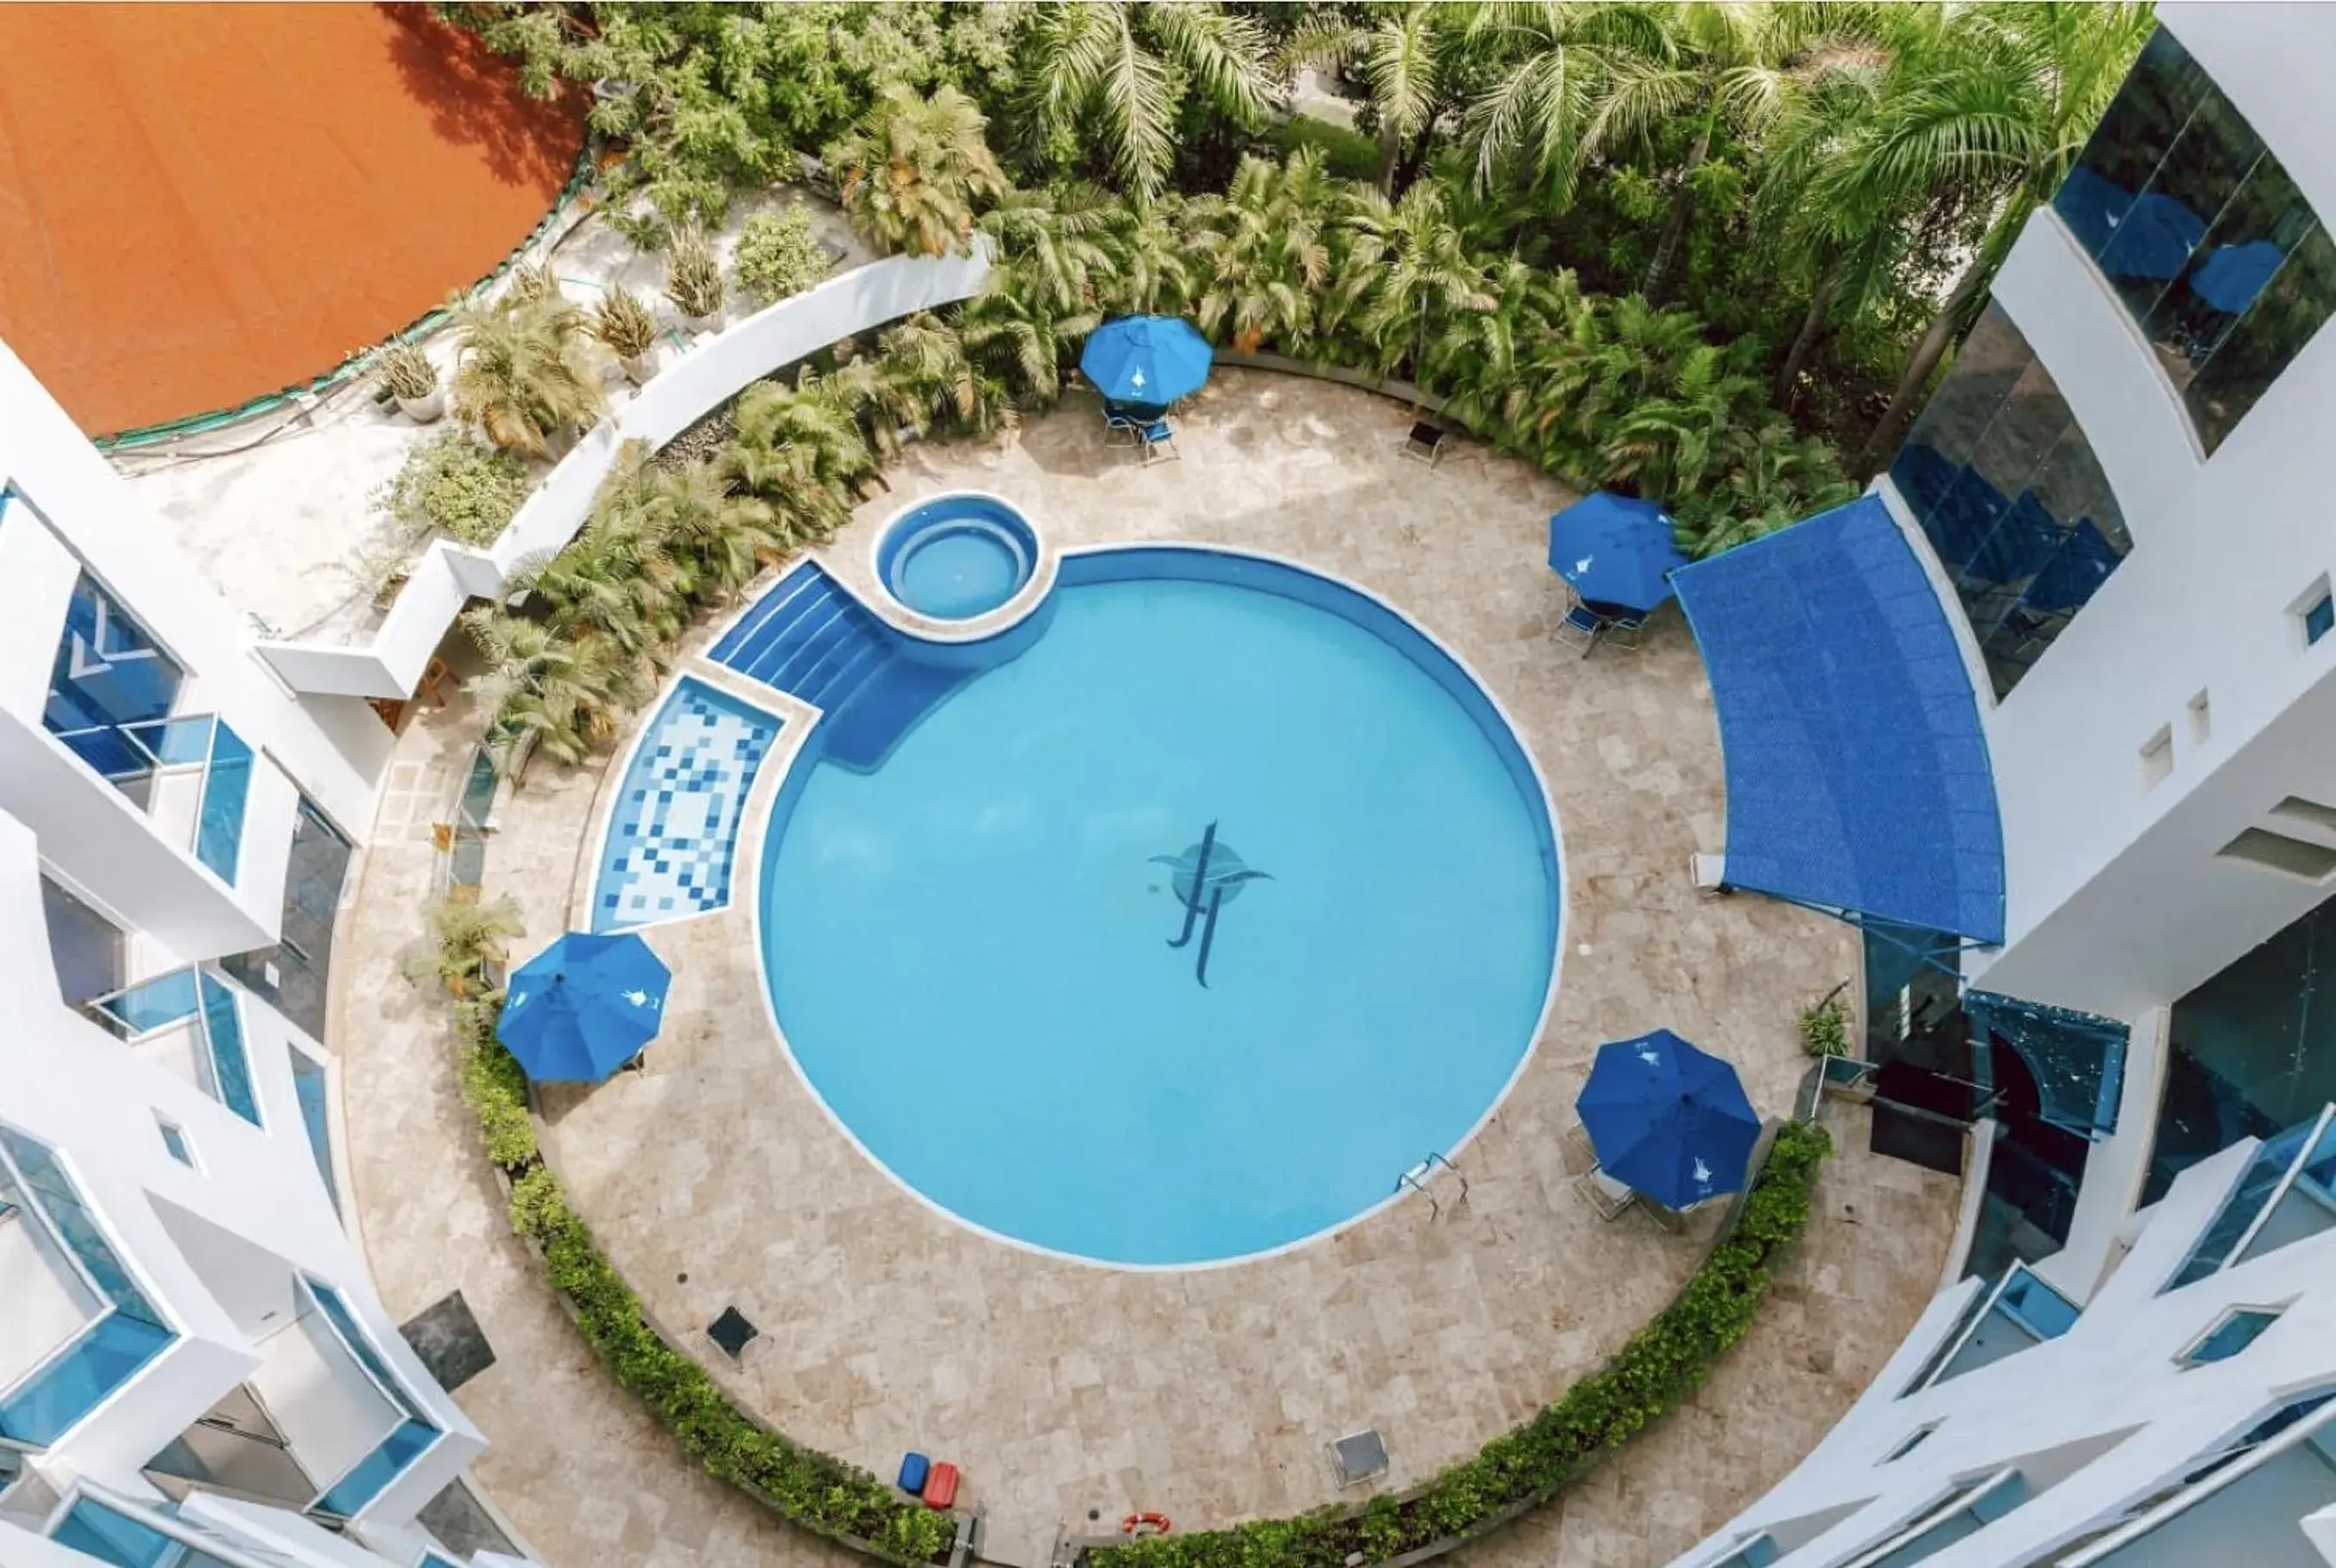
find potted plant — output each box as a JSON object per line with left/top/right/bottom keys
{"left": 377, "top": 340, "right": 444, "bottom": 423}
{"left": 665, "top": 222, "right": 726, "bottom": 333}
{"left": 589, "top": 288, "right": 662, "bottom": 383}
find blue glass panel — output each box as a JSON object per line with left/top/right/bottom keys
{"left": 1996, "top": 1267, "right": 2081, "bottom": 1339}
{"left": 0, "top": 1312, "right": 175, "bottom": 1446}
{"left": 291, "top": 1052, "right": 338, "bottom": 1207}
{"left": 197, "top": 975, "right": 261, "bottom": 1126}
{"left": 194, "top": 721, "right": 252, "bottom": 883}
{"left": 0, "top": 1128, "right": 163, "bottom": 1323}
{"left": 315, "top": 1417, "right": 440, "bottom": 1518}
{"left": 91, "top": 968, "right": 200, "bottom": 1036}
{"left": 51, "top": 1499, "right": 177, "bottom": 1567}
{"left": 45, "top": 575, "right": 185, "bottom": 738}
{"left": 121, "top": 716, "right": 216, "bottom": 767}
{"left": 307, "top": 1282, "right": 424, "bottom": 1421}
{"left": 2169, "top": 1120, "right": 2314, "bottom": 1289}
{"left": 2188, "top": 1308, "right": 2281, "bottom": 1364}
{"left": 2308, "top": 596, "right": 2334, "bottom": 645}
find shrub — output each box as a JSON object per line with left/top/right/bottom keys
{"left": 427, "top": 919, "right": 953, "bottom": 1565}
{"left": 590, "top": 289, "right": 662, "bottom": 361}
{"left": 1799, "top": 997, "right": 1850, "bottom": 1059}
{"left": 1089, "top": 1121, "right": 1834, "bottom": 1568}
{"left": 376, "top": 430, "right": 534, "bottom": 547}
{"left": 373, "top": 340, "right": 438, "bottom": 401}
{"left": 733, "top": 206, "right": 834, "bottom": 305}
{"left": 666, "top": 222, "right": 726, "bottom": 319}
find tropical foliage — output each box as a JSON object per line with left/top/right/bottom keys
{"left": 587, "top": 287, "right": 661, "bottom": 362}
{"left": 663, "top": 221, "right": 726, "bottom": 320}
{"left": 413, "top": 913, "right": 956, "bottom": 1565}
{"left": 450, "top": 293, "right": 605, "bottom": 457}
{"left": 827, "top": 82, "right": 1008, "bottom": 256}
{"left": 731, "top": 205, "right": 834, "bottom": 304}
{"left": 373, "top": 428, "right": 534, "bottom": 548}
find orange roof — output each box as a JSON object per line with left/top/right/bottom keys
{"left": 0, "top": 3, "right": 584, "bottom": 434}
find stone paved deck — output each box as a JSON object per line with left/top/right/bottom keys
{"left": 335, "top": 372, "right": 1958, "bottom": 1568}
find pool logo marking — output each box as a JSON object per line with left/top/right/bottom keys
{"left": 1151, "top": 821, "right": 1270, "bottom": 988}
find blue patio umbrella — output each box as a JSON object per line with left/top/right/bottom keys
{"left": 2054, "top": 169, "right": 2130, "bottom": 257}
{"left": 496, "top": 931, "right": 671, "bottom": 1084}
{"left": 2191, "top": 238, "right": 2288, "bottom": 316}
{"left": 1079, "top": 316, "right": 1214, "bottom": 409}
{"left": 1577, "top": 1030, "right": 1761, "bottom": 1209}
{"left": 1546, "top": 491, "right": 1687, "bottom": 615}
{"left": 2099, "top": 190, "right": 2207, "bottom": 282}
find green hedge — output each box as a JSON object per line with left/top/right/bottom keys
{"left": 1088, "top": 1121, "right": 1834, "bottom": 1568}
{"left": 444, "top": 993, "right": 956, "bottom": 1565}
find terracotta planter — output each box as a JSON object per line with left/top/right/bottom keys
{"left": 397, "top": 388, "right": 446, "bottom": 423}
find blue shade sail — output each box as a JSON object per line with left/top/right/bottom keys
{"left": 1576, "top": 1030, "right": 1761, "bottom": 1208}
{"left": 1546, "top": 491, "right": 1687, "bottom": 614}
{"left": 1079, "top": 315, "right": 1214, "bottom": 407}
{"left": 497, "top": 931, "right": 673, "bottom": 1084}
{"left": 1965, "top": 991, "right": 2130, "bottom": 1138}
{"left": 1671, "top": 495, "right": 2006, "bottom": 944}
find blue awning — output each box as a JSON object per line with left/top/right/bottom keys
{"left": 1673, "top": 494, "right": 2006, "bottom": 944}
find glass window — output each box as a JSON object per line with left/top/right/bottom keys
{"left": 2054, "top": 27, "right": 2335, "bottom": 454}
{"left": 2181, "top": 1307, "right": 2284, "bottom": 1367}
{"left": 156, "top": 1119, "right": 193, "bottom": 1168}
{"left": 45, "top": 574, "right": 186, "bottom": 772}
{"left": 2308, "top": 594, "right": 2335, "bottom": 645}
{"left": 2149, "top": 895, "right": 2336, "bottom": 1201}
{"left": 50, "top": 1499, "right": 238, "bottom": 1568}
{"left": 194, "top": 721, "right": 252, "bottom": 885}
{"left": 0, "top": 1128, "right": 175, "bottom": 1446}
{"left": 41, "top": 876, "right": 125, "bottom": 1007}
{"left": 1890, "top": 304, "right": 2130, "bottom": 698}
{"left": 1884, "top": 1424, "right": 1939, "bottom": 1463}
{"left": 196, "top": 974, "right": 260, "bottom": 1128}
{"left": 301, "top": 1278, "right": 439, "bottom": 1519}
{"left": 290, "top": 1049, "right": 338, "bottom": 1210}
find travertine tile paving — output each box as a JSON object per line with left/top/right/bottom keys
{"left": 337, "top": 372, "right": 1958, "bottom": 1568}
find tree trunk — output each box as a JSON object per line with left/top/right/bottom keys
{"left": 1856, "top": 245, "right": 1993, "bottom": 478}
{"left": 1774, "top": 257, "right": 1845, "bottom": 409}
{"left": 1377, "top": 121, "right": 1402, "bottom": 196}
{"left": 1392, "top": 126, "right": 1435, "bottom": 199}
{"left": 1643, "top": 122, "right": 1712, "bottom": 303}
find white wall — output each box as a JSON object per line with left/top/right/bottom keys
{"left": 0, "top": 343, "right": 393, "bottom": 842}
{"left": 256, "top": 243, "right": 993, "bottom": 700}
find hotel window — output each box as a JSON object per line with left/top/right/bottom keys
{"left": 1889, "top": 304, "right": 2130, "bottom": 698}
{"left": 2054, "top": 27, "right": 2336, "bottom": 454}
{"left": 2179, "top": 1306, "right": 2284, "bottom": 1368}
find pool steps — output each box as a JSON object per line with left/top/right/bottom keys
{"left": 709, "top": 563, "right": 969, "bottom": 771}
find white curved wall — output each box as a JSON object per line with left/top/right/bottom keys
{"left": 255, "top": 245, "right": 993, "bottom": 702}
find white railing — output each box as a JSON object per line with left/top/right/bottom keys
{"left": 255, "top": 244, "right": 993, "bottom": 700}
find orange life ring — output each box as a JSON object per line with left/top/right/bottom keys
{"left": 1122, "top": 1512, "right": 1172, "bottom": 1537}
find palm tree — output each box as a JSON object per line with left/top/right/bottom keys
{"left": 1332, "top": 180, "right": 1497, "bottom": 379}
{"left": 1848, "top": 1, "right": 2153, "bottom": 473}
{"left": 1097, "top": 198, "right": 1194, "bottom": 317}
{"left": 1580, "top": 2, "right": 1846, "bottom": 300}
{"left": 463, "top": 605, "right": 649, "bottom": 782}
{"left": 1458, "top": 0, "right": 1633, "bottom": 204}
{"left": 451, "top": 296, "right": 606, "bottom": 457}
{"left": 1429, "top": 257, "right": 1586, "bottom": 438}
{"left": 826, "top": 83, "right": 1008, "bottom": 257}
{"left": 1673, "top": 419, "right": 1856, "bottom": 556}
{"left": 1027, "top": 1, "right": 1277, "bottom": 197}
{"left": 1188, "top": 148, "right": 1346, "bottom": 354}
{"left": 1288, "top": 3, "right": 1456, "bottom": 195}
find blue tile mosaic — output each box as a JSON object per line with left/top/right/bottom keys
{"left": 592, "top": 679, "right": 781, "bottom": 932}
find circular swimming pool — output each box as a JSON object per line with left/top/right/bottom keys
{"left": 876, "top": 493, "right": 1039, "bottom": 619}
{"left": 758, "top": 549, "right": 1559, "bottom": 1265}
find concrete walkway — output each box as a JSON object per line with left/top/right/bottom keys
{"left": 335, "top": 375, "right": 1958, "bottom": 1568}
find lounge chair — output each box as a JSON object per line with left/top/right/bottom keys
{"left": 1575, "top": 1166, "right": 1636, "bottom": 1221}
{"left": 1138, "top": 416, "right": 1179, "bottom": 463}
{"left": 1554, "top": 601, "right": 1606, "bottom": 655}
{"left": 1601, "top": 607, "right": 1651, "bottom": 649}
{"left": 1103, "top": 411, "right": 1144, "bottom": 449}
{"left": 1401, "top": 420, "right": 1448, "bottom": 467}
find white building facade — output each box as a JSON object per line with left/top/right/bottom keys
{"left": 1683, "top": 4, "right": 2336, "bottom": 1564}
{"left": 0, "top": 342, "right": 513, "bottom": 1568}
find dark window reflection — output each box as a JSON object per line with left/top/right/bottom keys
{"left": 2052, "top": 26, "right": 2335, "bottom": 454}
{"left": 2148, "top": 891, "right": 2336, "bottom": 1202}
{"left": 1889, "top": 305, "right": 2129, "bottom": 698}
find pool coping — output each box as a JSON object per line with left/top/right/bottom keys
{"left": 578, "top": 536, "right": 1571, "bottom": 1275}
{"left": 862, "top": 488, "right": 1060, "bottom": 642}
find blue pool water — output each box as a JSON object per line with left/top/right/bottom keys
{"left": 880, "top": 495, "right": 1037, "bottom": 619}
{"left": 594, "top": 679, "right": 782, "bottom": 931}
{"left": 758, "top": 553, "right": 1558, "bottom": 1264}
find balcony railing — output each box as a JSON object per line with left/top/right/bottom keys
{"left": 48, "top": 713, "right": 255, "bottom": 885}
{"left": 83, "top": 968, "right": 261, "bottom": 1128}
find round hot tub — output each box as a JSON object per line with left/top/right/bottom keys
{"left": 877, "top": 494, "right": 1039, "bottom": 620}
